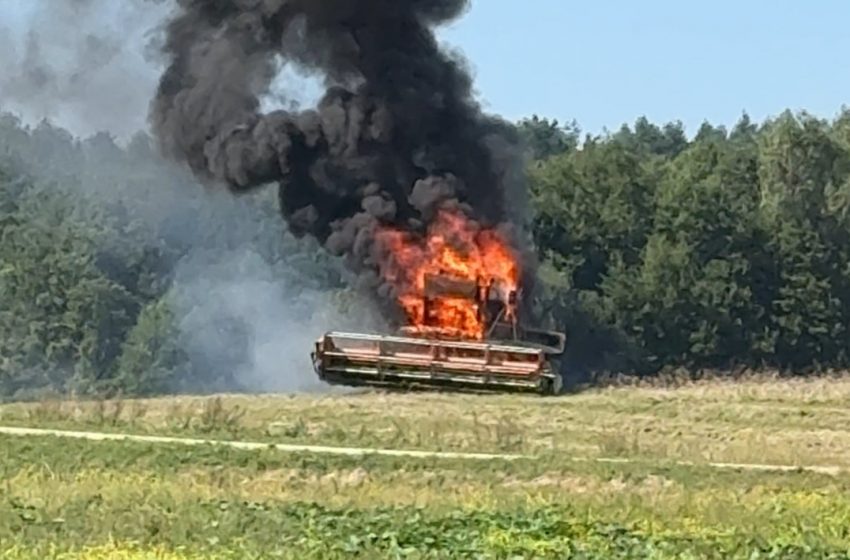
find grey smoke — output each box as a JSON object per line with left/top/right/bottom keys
{"left": 0, "top": 0, "right": 330, "bottom": 142}
{"left": 0, "top": 0, "right": 172, "bottom": 140}
{"left": 171, "top": 248, "right": 385, "bottom": 393}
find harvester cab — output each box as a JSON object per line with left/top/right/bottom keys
{"left": 311, "top": 272, "right": 567, "bottom": 395}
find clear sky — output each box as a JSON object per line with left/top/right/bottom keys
{"left": 1, "top": 0, "right": 848, "bottom": 139}
{"left": 438, "top": 0, "right": 850, "bottom": 136}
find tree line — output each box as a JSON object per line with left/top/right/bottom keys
{"left": 521, "top": 110, "right": 850, "bottom": 378}
{"left": 1, "top": 108, "right": 849, "bottom": 398}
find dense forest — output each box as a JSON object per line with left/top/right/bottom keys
{"left": 2, "top": 108, "right": 849, "bottom": 398}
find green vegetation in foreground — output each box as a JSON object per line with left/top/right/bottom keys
{"left": 2, "top": 435, "right": 850, "bottom": 559}
{"left": 6, "top": 503, "right": 849, "bottom": 560}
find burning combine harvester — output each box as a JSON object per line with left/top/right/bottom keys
{"left": 146, "top": 0, "right": 571, "bottom": 395}
{"left": 312, "top": 210, "right": 567, "bottom": 395}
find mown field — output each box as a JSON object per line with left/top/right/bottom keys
{"left": 2, "top": 377, "right": 850, "bottom": 558}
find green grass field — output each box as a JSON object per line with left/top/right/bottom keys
{"left": 2, "top": 377, "right": 850, "bottom": 558}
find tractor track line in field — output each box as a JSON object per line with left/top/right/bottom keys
{"left": 0, "top": 426, "right": 844, "bottom": 475}
{"left": 0, "top": 426, "right": 524, "bottom": 461}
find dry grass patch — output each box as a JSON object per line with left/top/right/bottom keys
{"left": 3, "top": 375, "right": 850, "bottom": 466}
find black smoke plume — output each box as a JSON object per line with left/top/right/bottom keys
{"left": 151, "top": 0, "right": 534, "bottom": 316}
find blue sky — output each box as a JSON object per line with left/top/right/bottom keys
{"left": 1, "top": 1, "right": 848, "bottom": 139}
{"left": 438, "top": 0, "right": 850, "bottom": 136}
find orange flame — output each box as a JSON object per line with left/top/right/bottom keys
{"left": 375, "top": 209, "right": 520, "bottom": 340}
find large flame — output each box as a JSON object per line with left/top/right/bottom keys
{"left": 375, "top": 209, "right": 520, "bottom": 339}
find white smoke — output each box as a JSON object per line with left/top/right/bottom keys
{"left": 0, "top": 1, "right": 329, "bottom": 143}
{"left": 0, "top": 0, "right": 171, "bottom": 141}
{"left": 170, "top": 247, "right": 386, "bottom": 393}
